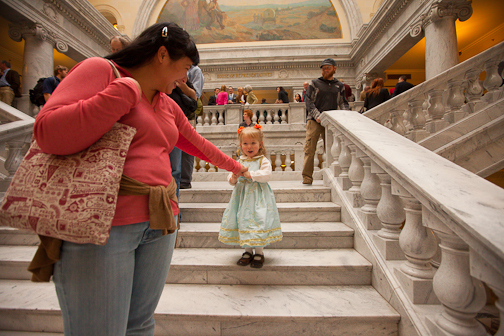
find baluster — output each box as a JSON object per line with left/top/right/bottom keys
{"left": 197, "top": 114, "right": 203, "bottom": 126}
{"left": 275, "top": 152, "right": 282, "bottom": 171}
{"left": 347, "top": 144, "right": 364, "bottom": 208}
{"left": 284, "top": 150, "right": 293, "bottom": 171}
{"left": 203, "top": 110, "right": 210, "bottom": 126}
{"left": 358, "top": 157, "right": 381, "bottom": 230}
{"left": 393, "top": 186, "right": 438, "bottom": 304}
{"left": 402, "top": 108, "right": 412, "bottom": 133}
{"left": 330, "top": 127, "right": 341, "bottom": 177}
{"left": 424, "top": 211, "right": 487, "bottom": 336}
{"left": 218, "top": 109, "right": 224, "bottom": 125}
{"left": 426, "top": 89, "right": 448, "bottom": 133}
{"left": 194, "top": 157, "right": 200, "bottom": 173}
{"left": 313, "top": 150, "right": 320, "bottom": 172}
{"left": 483, "top": 58, "right": 503, "bottom": 104}
{"left": 281, "top": 109, "right": 287, "bottom": 124}
{"left": 373, "top": 170, "right": 405, "bottom": 260}
{"left": 273, "top": 110, "right": 280, "bottom": 124}
{"left": 337, "top": 134, "right": 352, "bottom": 190}
{"left": 266, "top": 110, "right": 273, "bottom": 124}
{"left": 407, "top": 100, "right": 429, "bottom": 142}
{"left": 258, "top": 110, "right": 265, "bottom": 124}
{"left": 198, "top": 159, "right": 207, "bottom": 172}
{"left": 463, "top": 68, "right": 485, "bottom": 115}
{"left": 446, "top": 79, "right": 466, "bottom": 123}
{"left": 208, "top": 162, "right": 216, "bottom": 172}
{"left": 4, "top": 138, "right": 29, "bottom": 184}
{"left": 321, "top": 151, "right": 327, "bottom": 169}
{"left": 390, "top": 109, "right": 406, "bottom": 136}
{"left": 211, "top": 111, "right": 218, "bottom": 126}
{"left": 252, "top": 110, "right": 258, "bottom": 124}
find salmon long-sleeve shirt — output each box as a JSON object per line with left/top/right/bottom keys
{"left": 34, "top": 57, "right": 241, "bottom": 226}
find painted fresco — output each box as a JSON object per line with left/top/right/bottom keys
{"left": 157, "top": 0, "right": 342, "bottom": 44}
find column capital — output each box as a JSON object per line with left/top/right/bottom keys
{"left": 410, "top": 0, "right": 472, "bottom": 37}
{"left": 8, "top": 22, "right": 68, "bottom": 53}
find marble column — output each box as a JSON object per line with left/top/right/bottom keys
{"left": 8, "top": 23, "right": 66, "bottom": 116}
{"left": 413, "top": 1, "right": 473, "bottom": 80}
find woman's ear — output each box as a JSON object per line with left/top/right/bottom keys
{"left": 158, "top": 46, "right": 168, "bottom": 63}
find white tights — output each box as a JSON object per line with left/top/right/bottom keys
{"left": 244, "top": 247, "right": 264, "bottom": 256}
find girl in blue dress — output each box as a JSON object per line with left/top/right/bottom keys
{"left": 218, "top": 125, "right": 282, "bottom": 268}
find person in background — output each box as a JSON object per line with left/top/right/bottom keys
{"left": 227, "top": 86, "right": 236, "bottom": 104}
{"left": 42, "top": 65, "right": 68, "bottom": 103}
{"left": 0, "top": 60, "right": 21, "bottom": 106}
{"left": 302, "top": 58, "right": 347, "bottom": 185}
{"left": 208, "top": 87, "right": 219, "bottom": 105}
{"left": 110, "top": 36, "right": 130, "bottom": 53}
{"left": 31, "top": 22, "right": 247, "bottom": 336}
{"left": 275, "top": 86, "right": 288, "bottom": 103}
{"left": 182, "top": 64, "right": 205, "bottom": 190}
{"left": 239, "top": 109, "right": 256, "bottom": 128}
{"left": 261, "top": 98, "right": 267, "bottom": 104}
{"left": 302, "top": 81, "right": 309, "bottom": 102}
{"left": 244, "top": 85, "right": 258, "bottom": 104}
{"left": 360, "top": 85, "right": 370, "bottom": 101}
{"left": 236, "top": 86, "right": 245, "bottom": 104}
{"left": 364, "top": 78, "right": 390, "bottom": 111}
{"left": 391, "top": 75, "right": 414, "bottom": 97}
{"left": 294, "top": 93, "right": 302, "bottom": 102}
{"left": 216, "top": 84, "right": 228, "bottom": 105}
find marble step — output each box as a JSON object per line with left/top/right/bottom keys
{"left": 0, "top": 280, "right": 400, "bottom": 335}
{"left": 0, "top": 246, "right": 371, "bottom": 285}
{"left": 180, "top": 202, "right": 341, "bottom": 223}
{"left": 179, "top": 180, "right": 331, "bottom": 203}
{"left": 0, "top": 222, "right": 353, "bottom": 249}
{"left": 177, "top": 222, "right": 354, "bottom": 249}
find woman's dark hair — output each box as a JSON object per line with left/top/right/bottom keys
{"left": 278, "top": 86, "right": 285, "bottom": 91}
{"left": 368, "top": 78, "right": 384, "bottom": 97}
{"left": 106, "top": 22, "right": 199, "bottom": 68}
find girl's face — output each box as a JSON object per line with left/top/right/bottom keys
{"left": 241, "top": 135, "right": 262, "bottom": 159}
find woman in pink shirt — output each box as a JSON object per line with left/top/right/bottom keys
{"left": 216, "top": 84, "right": 228, "bottom": 105}
{"left": 33, "top": 22, "right": 246, "bottom": 336}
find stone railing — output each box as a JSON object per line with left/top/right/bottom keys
{"left": 197, "top": 103, "right": 307, "bottom": 127}
{"left": 364, "top": 41, "right": 504, "bottom": 142}
{"left": 321, "top": 110, "right": 503, "bottom": 336}
{"left": 0, "top": 102, "right": 34, "bottom": 192}
{"left": 194, "top": 144, "right": 314, "bottom": 173}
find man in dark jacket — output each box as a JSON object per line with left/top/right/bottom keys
{"left": 302, "top": 58, "right": 348, "bottom": 185}
{"left": 391, "top": 76, "right": 414, "bottom": 97}
{"left": 208, "top": 88, "right": 219, "bottom": 105}
{"left": 0, "top": 60, "right": 21, "bottom": 105}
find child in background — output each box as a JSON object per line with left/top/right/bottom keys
{"left": 218, "top": 125, "right": 282, "bottom": 268}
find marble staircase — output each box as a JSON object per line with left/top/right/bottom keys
{"left": 0, "top": 179, "right": 400, "bottom": 335}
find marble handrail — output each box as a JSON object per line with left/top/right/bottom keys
{"left": 0, "top": 102, "right": 35, "bottom": 191}
{"left": 321, "top": 110, "right": 504, "bottom": 336}
{"left": 364, "top": 41, "right": 504, "bottom": 140}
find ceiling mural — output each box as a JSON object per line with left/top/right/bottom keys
{"left": 157, "top": 0, "right": 342, "bottom": 44}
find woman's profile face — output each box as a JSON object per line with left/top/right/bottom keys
{"left": 163, "top": 55, "right": 193, "bottom": 94}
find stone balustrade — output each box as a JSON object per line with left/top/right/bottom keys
{"left": 0, "top": 102, "right": 34, "bottom": 192}
{"left": 321, "top": 110, "right": 504, "bottom": 336}
{"left": 364, "top": 41, "right": 504, "bottom": 142}
{"left": 197, "top": 103, "right": 307, "bottom": 127}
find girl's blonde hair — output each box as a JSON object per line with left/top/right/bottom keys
{"left": 238, "top": 126, "right": 267, "bottom": 156}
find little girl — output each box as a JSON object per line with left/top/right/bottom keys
{"left": 218, "top": 125, "right": 282, "bottom": 268}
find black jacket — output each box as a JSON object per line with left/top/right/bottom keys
{"left": 364, "top": 88, "right": 390, "bottom": 110}
{"left": 208, "top": 95, "right": 217, "bottom": 105}
{"left": 305, "top": 77, "right": 348, "bottom": 121}
{"left": 278, "top": 90, "right": 289, "bottom": 103}
{"left": 168, "top": 81, "right": 197, "bottom": 120}
{"left": 392, "top": 81, "right": 414, "bottom": 97}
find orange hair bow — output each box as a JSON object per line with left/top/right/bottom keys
{"left": 254, "top": 124, "right": 262, "bottom": 130}
{"left": 237, "top": 126, "right": 245, "bottom": 134}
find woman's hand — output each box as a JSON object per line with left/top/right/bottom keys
{"left": 237, "top": 164, "right": 248, "bottom": 177}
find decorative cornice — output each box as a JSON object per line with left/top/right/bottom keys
{"left": 200, "top": 61, "right": 354, "bottom": 73}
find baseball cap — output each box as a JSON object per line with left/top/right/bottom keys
{"left": 320, "top": 58, "right": 337, "bottom": 68}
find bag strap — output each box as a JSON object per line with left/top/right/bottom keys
{"left": 105, "top": 59, "right": 121, "bottom": 79}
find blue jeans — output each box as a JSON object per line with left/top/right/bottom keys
{"left": 53, "top": 221, "right": 178, "bottom": 336}
{"left": 169, "top": 147, "right": 182, "bottom": 199}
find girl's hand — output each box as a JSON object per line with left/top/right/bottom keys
{"left": 237, "top": 164, "right": 248, "bottom": 176}
{"left": 229, "top": 173, "right": 238, "bottom": 184}
{"left": 243, "top": 171, "right": 251, "bottom": 180}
